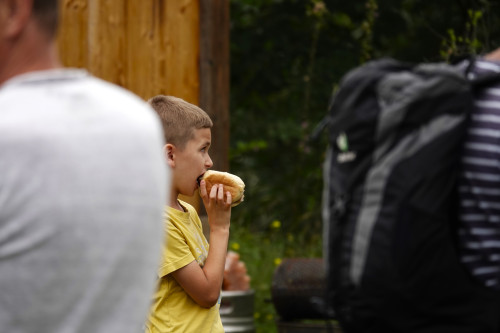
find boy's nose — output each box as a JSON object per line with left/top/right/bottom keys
{"left": 206, "top": 155, "right": 213, "bottom": 168}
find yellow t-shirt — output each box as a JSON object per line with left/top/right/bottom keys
{"left": 145, "top": 200, "right": 224, "bottom": 333}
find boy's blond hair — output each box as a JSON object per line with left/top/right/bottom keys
{"left": 148, "top": 95, "right": 213, "bottom": 149}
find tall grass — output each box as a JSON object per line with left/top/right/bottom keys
{"left": 229, "top": 221, "right": 323, "bottom": 332}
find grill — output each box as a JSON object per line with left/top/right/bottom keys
{"left": 271, "top": 258, "right": 341, "bottom": 333}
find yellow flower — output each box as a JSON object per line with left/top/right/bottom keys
{"left": 271, "top": 220, "right": 281, "bottom": 229}
{"left": 287, "top": 233, "right": 294, "bottom": 242}
{"left": 274, "top": 257, "right": 282, "bottom": 266}
{"left": 266, "top": 314, "right": 274, "bottom": 321}
{"left": 231, "top": 242, "right": 240, "bottom": 251}
{"left": 254, "top": 312, "right": 261, "bottom": 319}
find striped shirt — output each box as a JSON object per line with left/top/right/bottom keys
{"left": 458, "top": 57, "right": 500, "bottom": 289}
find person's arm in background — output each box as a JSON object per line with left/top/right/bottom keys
{"left": 485, "top": 48, "right": 500, "bottom": 61}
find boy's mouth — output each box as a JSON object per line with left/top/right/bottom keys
{"left": 197, "top": 174, "right": 204, "bottom": 186}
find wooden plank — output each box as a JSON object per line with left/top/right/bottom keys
{"left": 58, "top": 0, "right": 202, "bottom": 101}
{"left": 162, "top": 0, "right": 200, "bottom": 105}
{"left": 57, "top": 0, "right": 89, "bottom": 68}
{"left": 87, "top": 0, "right": 126, "bottom": 86}
{"left": 123, "top": 0, "right": 200, "bottom": 102}
{"left": 57, "top": 0, "right": 228, "bottom": 213}
{"left": 124, "top": 0, "right": 157, "bottom": 100}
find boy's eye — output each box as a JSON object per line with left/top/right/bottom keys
{"left": 201, "top": 144, "right": 210, "bottom": 153}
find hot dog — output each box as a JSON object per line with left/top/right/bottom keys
{"left": 199, "top": 170, "right": 245, "bottom": 207}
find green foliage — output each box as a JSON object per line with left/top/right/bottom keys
{"left": 440, "top": 6, "right": 488, "bottom": 61}
{"left": 229, "top": 0, "right": 500, "bottom": 239}
{"left": 358, "top": 0, "right": 378, "bottom": 62}
{"left": 230, "top": 0, "right": 356, "bottom": 241}
{"left": 229, "top": 221, "right": 322, "bottom": 332}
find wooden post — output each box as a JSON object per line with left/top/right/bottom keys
{"left": 87, "top": 0, "right": 127, "bottom": 86}
{"left": 200, "top": 0, "right": 230, "bottom": 172}
{"left": 198, "top": 0, "right": 230, "bottom": 222}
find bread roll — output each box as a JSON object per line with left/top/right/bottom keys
{"left": 199, "top": 170, "right": 245, "bottom": 207}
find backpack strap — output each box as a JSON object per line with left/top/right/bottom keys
{"left": 310, "top": 115, "right": 331, "bottom": 142}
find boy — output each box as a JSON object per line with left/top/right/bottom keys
{"left": 145, "top": 95, "right": 231, "bottom": 332}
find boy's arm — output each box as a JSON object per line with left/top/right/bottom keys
{"left": 171, "top": 181, "right": 231, "bottom": 308}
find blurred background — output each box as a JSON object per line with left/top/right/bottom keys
{"left": 229, "top": 0, "right": 500, "bottom": 331}
{"left": 56, "top": 0, "right": 500, "bottom": 332}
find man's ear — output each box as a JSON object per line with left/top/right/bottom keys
{"left": 0, "top": 0, "right": 33, "bottom": 39}
{"left": 164, "top": 143, "right": 175, "bottom": 168}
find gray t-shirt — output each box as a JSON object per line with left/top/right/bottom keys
{"left": 0, "top": 69, "right": 168, "bottom": 333}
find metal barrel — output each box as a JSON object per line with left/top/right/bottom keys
{"left": 220, "top": 290, "right": 256, "bottom": 333}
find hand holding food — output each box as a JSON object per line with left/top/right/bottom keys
{"left": 199, "top": 170, "right": 245, "bottom": 207}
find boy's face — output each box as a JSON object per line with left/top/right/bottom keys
{"left": 171, "top": 128, "right": 213, "bottom": 197}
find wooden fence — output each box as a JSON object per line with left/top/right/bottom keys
{"left": 57, "top": 0, "right": 230, "bottom": 209}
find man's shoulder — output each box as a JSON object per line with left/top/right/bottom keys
{"left": 76, "top": 73, "right": 162, "bottom": 132}
{"left": 1, "top": 69, "right": 152, "bottom": 114}
{"left": 82, "top": 74, "right": 149, "bottom": 109}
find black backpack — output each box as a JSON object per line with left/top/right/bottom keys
{"left": 322, "top": 58, "right": 500, "bottom": 333}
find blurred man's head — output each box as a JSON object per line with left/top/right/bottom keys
{"left": 0, "top": 0, "right": 60, "bottom": 85}
{"left": 0, "top": 0, "right": 58, "bottom": 41}
{"left": 32, "top": 0, "right": 59, "bottom": 39}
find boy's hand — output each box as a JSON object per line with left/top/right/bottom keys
{"left": 174, "top": 180, "right": 232, "bottom": 308}
{"left": 199, "top": 180, "right": 231, "bottom": 230}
